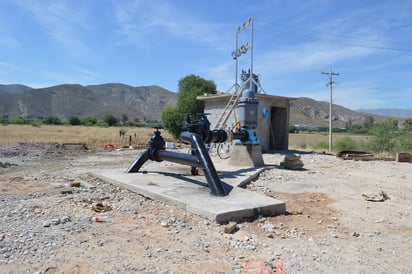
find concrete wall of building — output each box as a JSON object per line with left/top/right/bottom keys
{"left": 257, "top": 98, "right": 290, "bottom": 151}
{"left": 200, "top": 94, "right": 292, "bottom": 152}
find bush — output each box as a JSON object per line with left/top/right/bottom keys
{"left": 96, "top": 122, "right": 109, "bottom": 127}
{"left": 31, "top": 120, "right": 42, "bottom": 127}
{"left": 289, "top": 125, "right": 298, "bottom": 133}
{"left": 103, "top": 115, "right": 118, "bottom": 126}
{"left": 0, "top": 115, "right": 9, "bottom": 125}
{"left": 10, "top": 117, "right": 26, "bottom": 124}
{"left": 314, "top": 141, "right": 328, "bottom": 151}
{"left": 161, "top": 108, "right": 184, "bottom": 139}
{"left": 334, "top": 136, "right": 358, "bottom": 151}
{"left": 398, "top": 132, "right": 412, "bottom": 152}
{"left": 367, "top": 119, "right": 398, "bottom": 153}
{"left": 43, "top": 116, "right": 61, "bottom": 125}
{"left": 82, "top": 117, "right": 97, "bottom": 126}
{"left": 348, "top": 124, "right": 368, "bottom": 134}
{"left": 68, "top": 116, "right": 81, "bottom": 125}
{"left": 119, "top": 128, "right": 127, "bottom": 137}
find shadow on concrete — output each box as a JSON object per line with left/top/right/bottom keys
{"left": 141, "top": 170, "right": 234, "bottom": 195}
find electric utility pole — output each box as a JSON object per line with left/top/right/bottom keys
{"left": 321, "top": 69, "right": 340, "bottom": 152}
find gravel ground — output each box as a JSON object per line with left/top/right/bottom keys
{"left": 0, "top": 143, "right": 411, "bottom": 273}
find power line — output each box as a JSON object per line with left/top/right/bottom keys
{"left": 267, "top": 27, "right": 412, "bottom": 53}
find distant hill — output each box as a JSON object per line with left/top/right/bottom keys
{"left": 289, "top": 97, "right": 393, "bottom": 128}
{"left": 0, "top": 84, "right": 33, "bottom": 93}
{"left": 0, "top": 83, "right": 405, "bottom": 127}
{"left": 0, "top": 83, "right": 177, "bottom": 122}
{"left": 357, "top": 108, "right": 412, "bottom": 118}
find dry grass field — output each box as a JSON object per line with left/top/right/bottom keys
{"left": 1, "top": 125, "right": 371, "bottom": 152}
{"left": 289, "top": 132, "right": 370, "bottom": 151}
{"left": 0, "top": 125, "right": 174, "bottom": 149}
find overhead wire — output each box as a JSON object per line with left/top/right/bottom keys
{"left": 264, "top": 26, "right": 412, "bottom": 53}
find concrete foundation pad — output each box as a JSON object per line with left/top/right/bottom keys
{"left": 229, "top": 144, "right": 264, "bottom": 167}
{"left": 91, "top": 164, "right": 285, "bottom": 223}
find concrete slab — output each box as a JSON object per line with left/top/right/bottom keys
{"left": 91, "top": 162, "right": 285, "bottom": 223}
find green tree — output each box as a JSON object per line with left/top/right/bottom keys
{"left": 162, "top": 74, "right": 217, "bottom": 138}
{"left": 120, "top": 114, "right": 129, "bottom": 126}
{"left": 82, "top": 117, "right": 97, "bottom": 126}
{"left": 43, "top": 116, "right": 61, "bottom": 125}
{"left": 404, "top": 119, "right": 412, "bottom": 131}
{"left": 368, "top": 118, "right": 398, "bottom": 153}
{"left": 10, "top": 117, "right": 26, "bottom": 124}
{"left": 348, "top": 124, "right": 368, "bottom": 134}
{"left": 68, "top": 116, "right": 81, "bottom": 125}
{"left": 363, "top": 116, "right": 375, "bottom": 130}
{"left": 161, "top": 108, "right": 184, "bottom": 138}
{"left": 103, "top": 114, "right": 118, "bottom": 126}
{"left": 0, "top": 115, "right": 9, "bottom": 124}
{"left": 288, "top": 125, "right": 298, "bottom": 133}
{"left": 334, "top": 136, "right": 358, "bottom": 151}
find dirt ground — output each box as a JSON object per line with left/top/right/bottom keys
{"left": 0, "top": 143, "right": 411, "bottom": 273}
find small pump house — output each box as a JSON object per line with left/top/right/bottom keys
{"left": 197, "top": 93, "right": 295, "bottom": 152}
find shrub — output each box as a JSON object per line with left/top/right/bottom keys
{"left": 398, "top": 132, "right": 412, "bottom": 152}
{"left": 82, "top": 117, "right": 97, "bottom": 126}
{"left": 367, "top": 119, "right": 398, "bottom": 154}
{"left": 314, "top": 141, "right": 329, "bottom": 151}
{"left": 31, "top": 120, "right": 42, "bottom": 127}
{"left": 334, "top": 136, "right": 358, "bottom": 151}
{"left": 10, "top": 117, "right": 26, "bottom": 124}
{"left": 289, "top": 125, "right": 298, "bottom": 133}
{"left": 161, "top": 108, "right": 184, "bottom": 139}
{"left": 119, "top": 128, "right": 127, "bottom": 137}
{"left": 103, "top": 115, "right": 118, "bottom": 126}
{"left": 43, "top": 116, "right": 61, "bottom": 125}
{"left": 68, "top": 116, "right": 81, "bottom": 125}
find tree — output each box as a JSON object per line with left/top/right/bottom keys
{"left": 68, "top": 116, "right": 81, "bottom": 125}
{"left": 363, "top": 116, "right": 375, "bottom": 130}
{"left": 10, "top": 117, "right": 26, "bottom": 124}
{"left": 161, "top": 74, "right": 217, "bottom": 138}
{"left": 161, "top": 107, "right": 184, "bottom": 138}
{"left": 404, "top": 119, "right": 412, "bottom": 131}
{"left": 120, "top": 114, "right": 129, "bottom": 126}
{"left": 0, "top": 115, "right": 9, "bottom": 124}
{"left": 104, "top": 114, "right": 118, "bottom": 126}
{"left": 82, "top": 117, "right": 97, "bottom": 126}
{"left": 368, "top": 118, "right": 399, "bottom": 153}
{"left": 176, "top": 74, "right": 216, "bottom": 119}
{"left": 42, "top": 116, "right": 61, "bottom": 125}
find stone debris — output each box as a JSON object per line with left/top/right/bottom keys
{"left": 280, "top": 154, "right": 304, "bottom": 170}
{"left": 224, "top": 222, "right": 238, "bottom": 234}
{"left": 362, "top": 191, "right": 390, "bottom": 202}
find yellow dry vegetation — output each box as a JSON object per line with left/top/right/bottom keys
{"left": 0, "top": 125, "right": 174, "bottom": 149}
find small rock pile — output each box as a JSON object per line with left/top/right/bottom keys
{"left": 279, "top": 154, "right": 304, "bottom": 170}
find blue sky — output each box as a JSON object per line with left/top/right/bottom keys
{"left": 0, "top": 0, "right": 411, "bottom": 110}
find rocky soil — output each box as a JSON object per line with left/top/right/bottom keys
{"left": 0, "top": 143, "right": 411, "bottom": 273}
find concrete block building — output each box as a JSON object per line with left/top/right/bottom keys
{"left": 197, "top": 93, "right": 295, "bottom": 152}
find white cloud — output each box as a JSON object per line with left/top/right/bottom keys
{"left": 113, "top": 1, "right": 225, "bottom": 47}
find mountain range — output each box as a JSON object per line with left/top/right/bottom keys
{"left": 0, "top": 83, "right": 410, "bottom": 126}
{"left": 0, "top": 83, "right": 176, "bottom": 122}
{"left": 356, "top": 108, "right": 412, "bottom": 118}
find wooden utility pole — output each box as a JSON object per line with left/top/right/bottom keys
{"left": 321, "top": 69, "right": 340, "bottom": 152}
